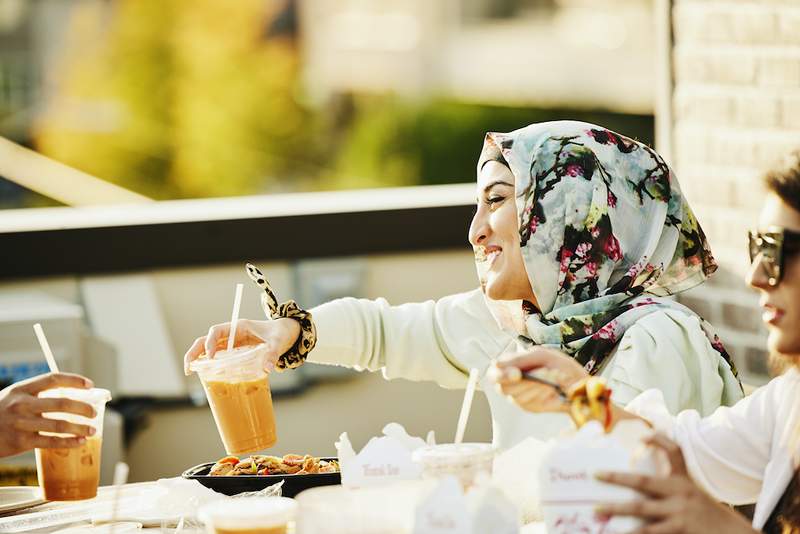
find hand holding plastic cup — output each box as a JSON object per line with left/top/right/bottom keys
{"left": 35, "top": 386, "right": 112, "bottom": 501}
{"left": 190, "top": 344, "right": 277, "bottom": 454}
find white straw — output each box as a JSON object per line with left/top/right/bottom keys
{"left": 33, "top": 323, "right": 60, "bottom": 373}
{"left": 110, "top": 462, "right": 129, "bottom": 527}
{"left": 226, "top": 283, "right": 244, "bottom": 352}
{"left": 454, "top": 368, "right": 480, "bottom": 444}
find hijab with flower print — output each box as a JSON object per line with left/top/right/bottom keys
{"left": 475, "top": 120, "right": 738, "bottom": 378}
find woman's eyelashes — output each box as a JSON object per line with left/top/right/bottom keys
{"left": 485, "top": 195, "right": 505, "bottom": 209}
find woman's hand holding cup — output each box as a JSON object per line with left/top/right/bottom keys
{"left": 183, "top": 318, "right": 301, "bottom": 375}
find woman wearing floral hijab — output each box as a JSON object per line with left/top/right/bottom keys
{"left": 184, "top": 120, "right": 743, "bottom": 449}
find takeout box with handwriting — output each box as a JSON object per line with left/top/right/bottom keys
{"left": 538, "top": 420, "right": 660, "bottom": 534}
{"left": 336, "top": 422, "right": 435, "bottom": 488}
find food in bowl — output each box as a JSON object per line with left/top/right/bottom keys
{"left": 209, "top": 454, "right": 339, "bottom": 476}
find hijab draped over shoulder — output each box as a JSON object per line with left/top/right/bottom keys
{"left": 475, "top": 120, "right": 738, "bottom": 379}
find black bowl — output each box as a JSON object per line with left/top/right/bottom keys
{"left": 181, "top": 458, "right": 341, "bottom": 498}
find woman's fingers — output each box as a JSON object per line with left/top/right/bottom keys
{"left": 595, "top": 471, "right": 681, "bottom": 498}
{"left": 645, "top": 433, "right": 689, "bottom": 477}
{"left": 184, "top": 336, "right": 207, "bottom": 375}
{"left": 630, "top": 520, "right": 684, "bottom": 534}
{"left": 496, "top": 348, "right": 559, "bottom": 373}
{"left": 28, "top": 433, "right": 88, "bottom": 449}
{"left": 29, "top": 397, "right": 96, "bottom": 418}
{"left": 596, "top": 498, "right": 674, "bottom": 520}
{"left": 15, "top": 416, "right": 96, "bottom": 438}
{"left": 204, "top": 324, "right": 231, "bottom": 358}
{"left": 18, "top": 373, "right": 93, "bottom": 394}
{"left": 513, "top": 384, "right": 561, "bottom": 412}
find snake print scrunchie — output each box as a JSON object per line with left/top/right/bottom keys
{"left": 245, "top": 263, "right": 316, "bottom": 371}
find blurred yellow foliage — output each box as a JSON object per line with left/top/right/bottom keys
{"left": 34, "top": 0, "right": 313, "bottom": 199}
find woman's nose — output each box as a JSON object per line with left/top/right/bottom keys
{"left": 746, "top": 254, "right": 771, "bottom": 290}
{"left": 468, "top": 210, "right": 489, "bottom": 247}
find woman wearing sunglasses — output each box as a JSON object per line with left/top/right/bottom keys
{"left": 493, "top": 151, "right": 800, "bottom": 533}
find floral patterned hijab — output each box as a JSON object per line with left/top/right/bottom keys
{"left": 475, "top": 120, "right": 737, "bottom": 377}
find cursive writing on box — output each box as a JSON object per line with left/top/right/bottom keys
{"left": 553, "top": 511, "right": 612, "bottom": 534}
{"left": 549, "top": 467, "right": 589, "bottom": 483}
{"left": 362, "top": 463, "right": 401, "bottom": 477}
{"left": 423, "top": 511, "right": 457, "bottom": 529}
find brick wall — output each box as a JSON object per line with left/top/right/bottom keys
{"left": 666, "top": 0, "right": 800, "bottom": 384}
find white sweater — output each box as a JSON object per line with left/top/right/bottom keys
{"left": 309, "top": 288, "right": 743, "bottom": 450}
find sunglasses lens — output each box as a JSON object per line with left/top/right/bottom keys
{"left": 749, "top": 231, "right": 783, "bottom": 285}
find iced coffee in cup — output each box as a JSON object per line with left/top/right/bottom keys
{"left": 190, "top": 344, "right": 277, "bottom": 454}
{"left": 199, "top": 497, "right": 297, "bottom": 534}
{"left": 35, "top": 387, "right": 112, "bottom": 501}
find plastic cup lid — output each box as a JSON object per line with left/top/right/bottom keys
{"left": 189, "top": 344, "right": 267, "bottom": 373}
{"left": 413, "top": 443, "right": 495, "bottom": 462}
{"left": 38, "top": 387, "right": 112, "bottom": 405}
{"left": 198, "top": 497, "right": 297, "bottom": 529}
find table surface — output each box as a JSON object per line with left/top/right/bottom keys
{"left": 0, "top": 483, "right": 548, "bottom": 533}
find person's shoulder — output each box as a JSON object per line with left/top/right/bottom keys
{"left": 619, "top": 306, "right": 705, "bottom": 342}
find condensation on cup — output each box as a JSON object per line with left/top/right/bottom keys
{"left": 35, "top": 387, "right": 112, "bottom": 501}
{"left": 190, "top": 344, "right": 277, "bottom": 454}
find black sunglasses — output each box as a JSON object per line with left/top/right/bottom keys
{"left": 748, "top": 226, "right": 800, "bottom": 286}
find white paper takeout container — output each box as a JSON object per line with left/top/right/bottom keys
{"left": 538, "top": 420, "right": 659, "bottom": 534}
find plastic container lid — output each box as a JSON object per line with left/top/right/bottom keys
{"left": 412, "top": 443, "right": 495, "bottom": 466}
{"left": 198, "top": 497, "right": 297, "bottom": 529}
{"left": 189, "top": 345, "right": 267, "bottom": 373}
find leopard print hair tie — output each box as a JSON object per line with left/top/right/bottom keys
{"left": 245, "top": 263, "right": 316, "bottom": 371}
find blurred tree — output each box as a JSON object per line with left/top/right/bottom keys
{"left": 326, "top": 96, "right": 654, "bottom": 189}
{"left": 34, "top": 0, "right": 315, "bottom": 199}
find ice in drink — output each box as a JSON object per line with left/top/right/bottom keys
{"left": 36, "top": 435, "right": 102, "bottom": 501}
{"left": 202, "top": 375, "right": 276, "bottom": 454}
{"left": 34, "top": 387, "right": 111, "bottom": 501}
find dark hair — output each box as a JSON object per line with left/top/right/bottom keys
{"left": 765, "top": 150, "right": 800, "bottom": 213}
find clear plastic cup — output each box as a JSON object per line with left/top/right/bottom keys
{"left": 412, "top": 443, "right": 495, "bottom": 489}
{"left": 190, "top": 344, "right": 277, "bottom": 454}
{"left": 34, "top": 387, "right": 112, "bottom": 501}
{"left": 198, "top": 497, "right": 297, "bottom": 534}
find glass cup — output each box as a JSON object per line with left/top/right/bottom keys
{"left": 34, "top": 387, "right": 112, "bottom": 501}
{"left": 190, "top": 344, "right": 277, "bottom": 455}
{"left": 411, "top": 443, "right": 495, "bottom": 489}
{"left": 198, "top": 497, "right": 297, "bottom": 534}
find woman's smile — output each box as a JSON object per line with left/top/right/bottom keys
{"left": 485, "top": 245, "right": 502, "bottom": 268}
{"left": 761, "top": 301, "right": 784, "bottom": 326}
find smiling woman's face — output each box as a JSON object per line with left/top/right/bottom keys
{"left": 468, "top": 161, "right": 537, "bottom": 305}
{"left": 747, "top": 193, "right": 800, "bottom": 358}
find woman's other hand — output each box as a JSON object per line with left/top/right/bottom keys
{"left": 595, "top": 434, "right": 758, "bottom": 534}
{"left": 0, "top": 373, "right": 96, "bottom": 458}
{"left": 183, "top": 318, "right": 301, "bottom": 375}
{"left": 489, "top": 347, "right": 589, "bottom": 413}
